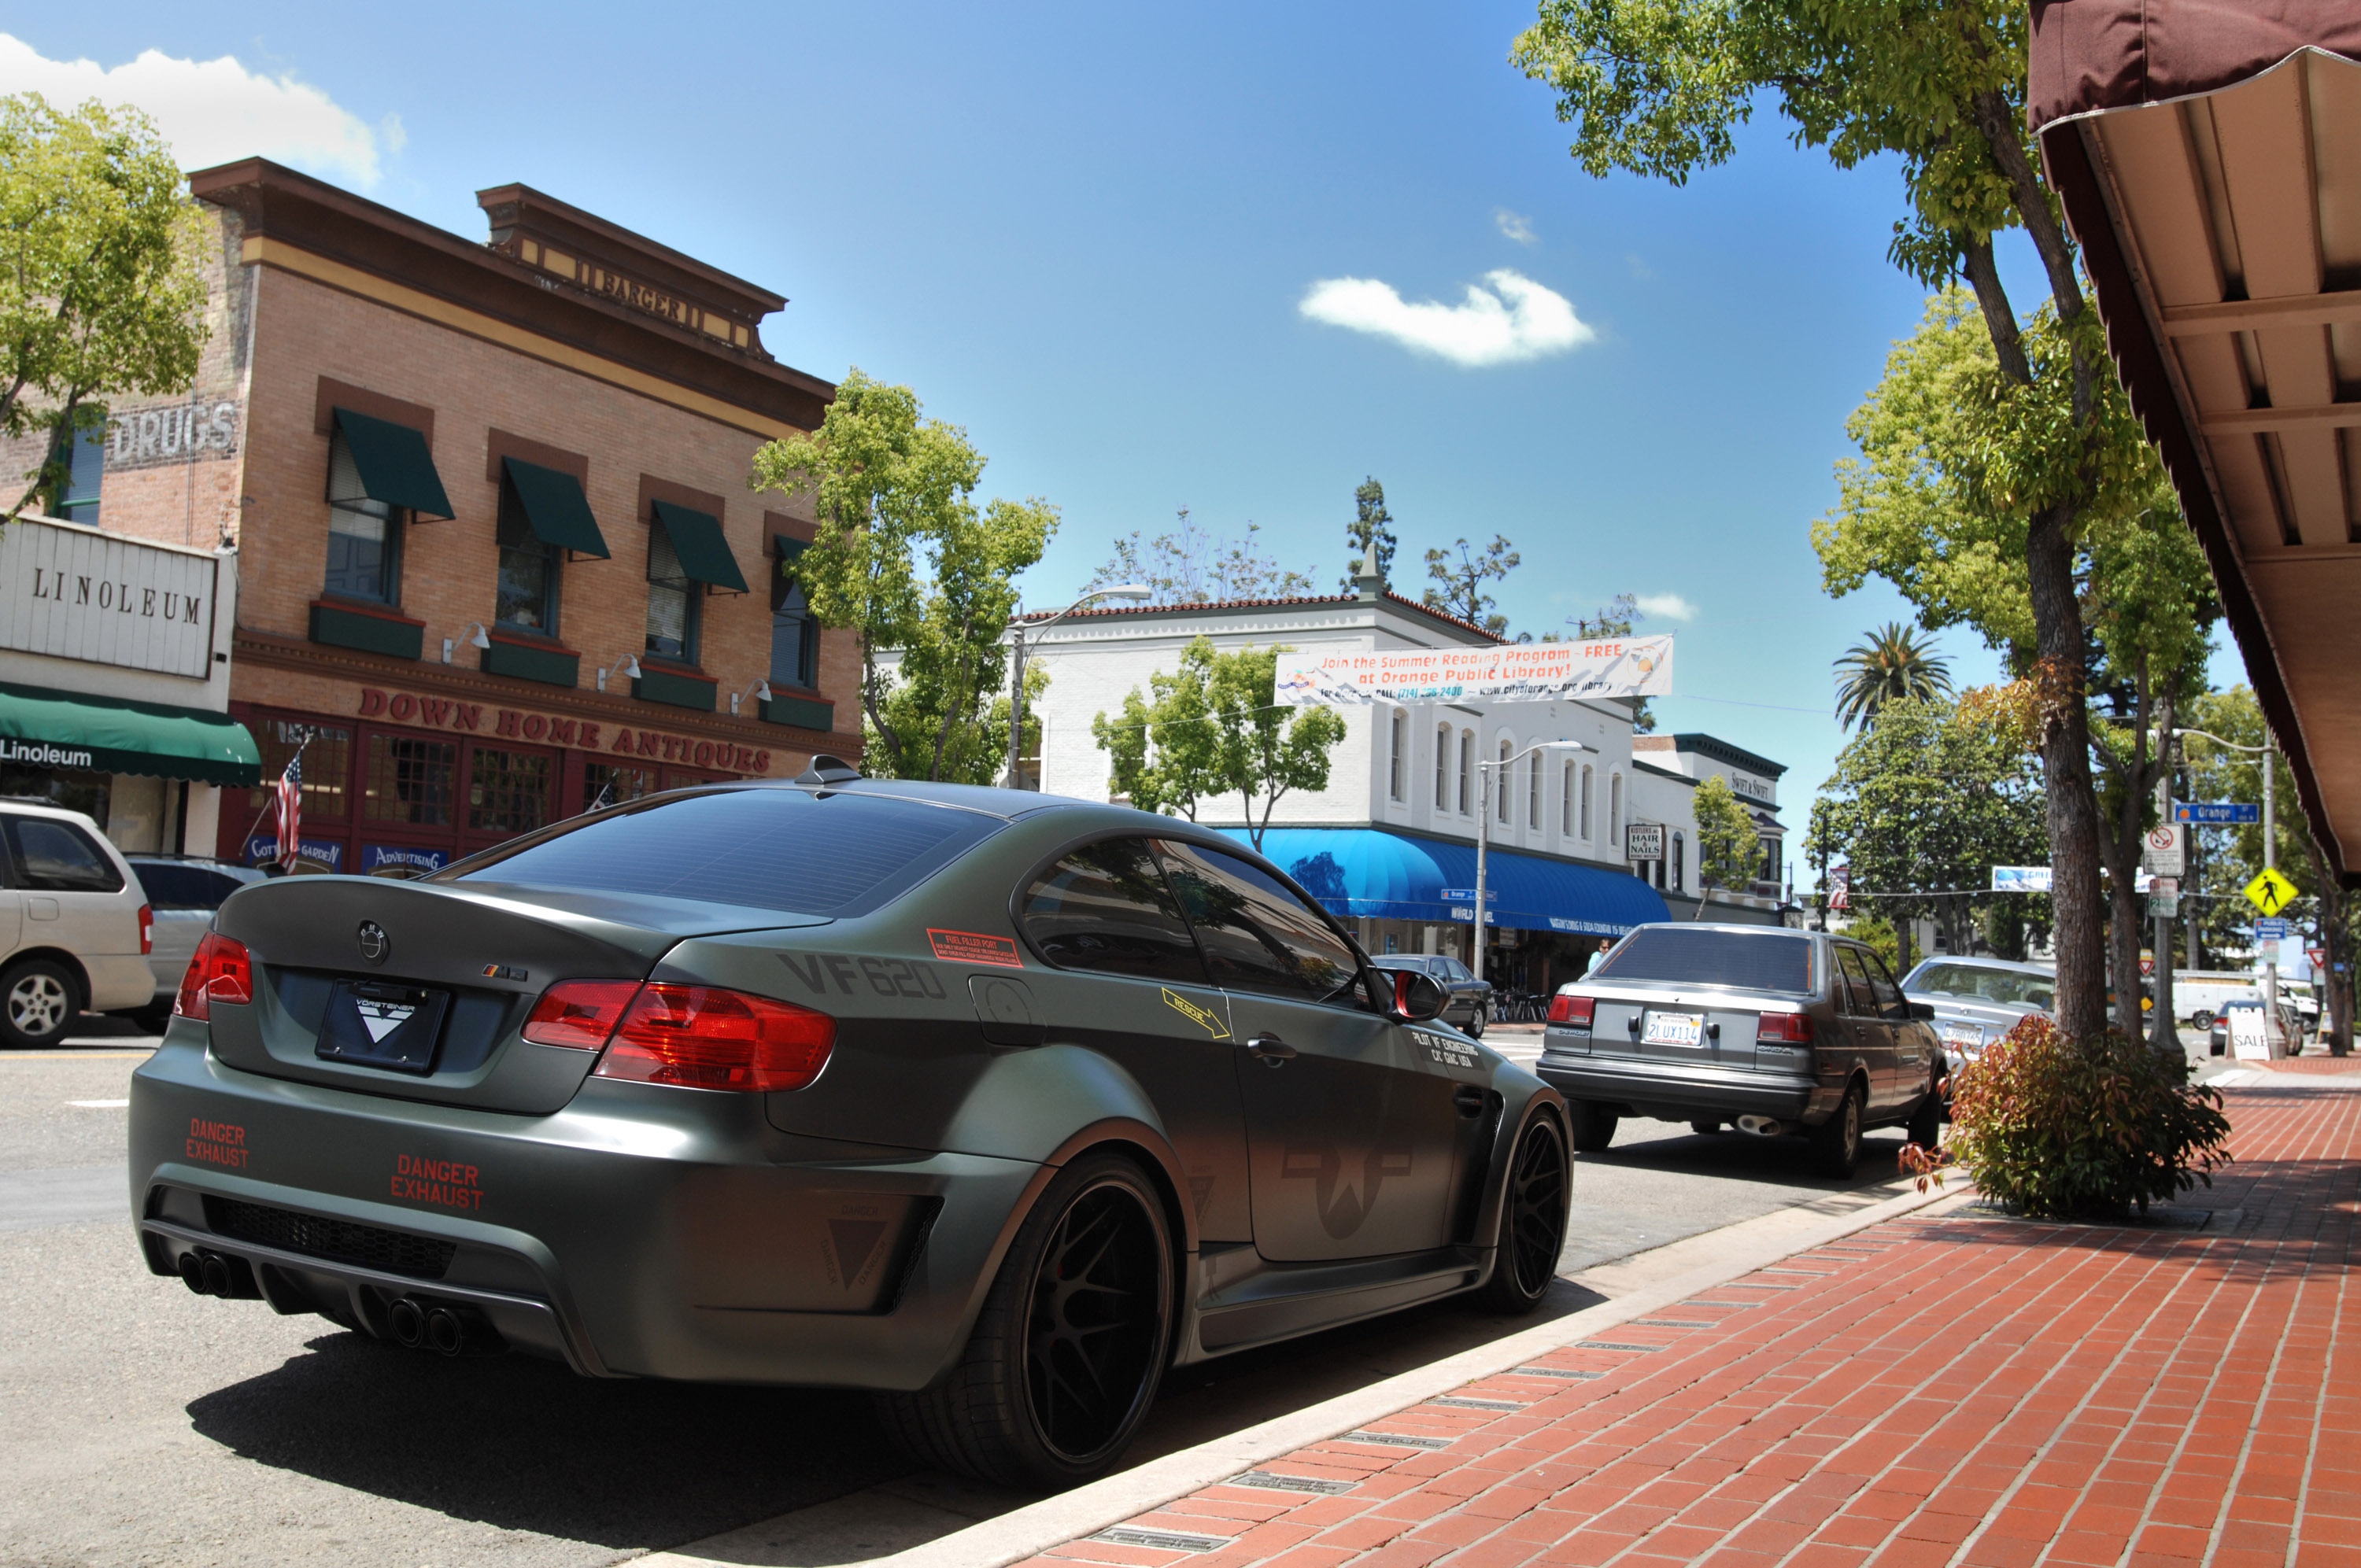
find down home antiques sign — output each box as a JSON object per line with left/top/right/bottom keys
{"left": 353, "top": 687, "right": 777, "bottom": 774}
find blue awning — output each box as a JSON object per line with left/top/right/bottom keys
{"left": 1219, "top": 827, "right": 1669, "bottom": 938}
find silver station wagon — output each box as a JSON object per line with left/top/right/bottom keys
{"left": 1536, "top": 924, "right": 1944, "bottom": 1175}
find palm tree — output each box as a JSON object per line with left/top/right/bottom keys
{"left": 1834, "top": 623, "right": 1953, "bottom": 728}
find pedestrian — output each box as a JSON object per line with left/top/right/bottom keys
{"left": 1585, "top": 938, "right": 1610, "bottom": 976}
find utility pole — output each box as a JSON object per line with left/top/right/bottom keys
{"left": 2264, "top": 730, "right": 2280, "bottom": 1054}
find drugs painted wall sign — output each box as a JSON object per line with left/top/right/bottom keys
{"left": 1273, "top": 636, "right": 1676, "bottom": 707}
{"left": 0, "top": 515, "right": 220, "bottom": 678}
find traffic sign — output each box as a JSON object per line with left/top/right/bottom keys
{"left": 2246, "top": 867, "right": 2300, "bottom": 914}
{"left": 2149, "top": 895, "right": 2180, "bottom": 918}
{"left": 2141, "top": 824, "right": 2187, "bottom": 876}
{"left": 2151, "top": 876, "right": 2180, "bottom": 896}
{"left": 1439, "top": 888, "right": 1497, "bottom": 903}
{"left": 2309, "top": 947, "right": 2328, "bottom": 969}
{"left": 2174, "top": 802, "right": 2261, "bottom": 825}
{"left": 2138, "top": 952, "right": 2155, "bottom": 976}
{"left": 2255, "top": 917, "right": 2289, "bottom": 940}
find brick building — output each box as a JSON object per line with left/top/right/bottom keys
{"left": 8, "top": 159, "right": 856, "bottom": 876}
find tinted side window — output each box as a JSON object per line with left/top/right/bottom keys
{"left": 1862, "top": 952, "right": 1908, "bottom": 1020}
{"left": 1155, "top": 841, "right": 1360, "bottom": 1005}
{"left": 132, "top": 863, "right": 208, "bottom": 910}
{"left": 1834, "top": 947, "right": 1875, "bottom": 1015}
{"left": 8, "top": 819, "right": 122, "bottom": 893}
{"left": 1020, "top": 839, "right": 1207, "bottom": 984}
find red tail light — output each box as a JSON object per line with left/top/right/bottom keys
{"left": 1757, "top": 1011, "right": 1815, "bottom": 1043}
{"left": 592, "top": 983, "right": 835, "bottom": 1093}
{"left": 138, "top": 904, "right": 153, "bottom": 956}
{"left": 174, "top": 932, "right": 252, "bottom": 1020}
{"left": 522, "top": 980, "right": 644, "bottom": 1049}
{"left": 1547, "top": 994, "right": 1596, "bottom": 1027}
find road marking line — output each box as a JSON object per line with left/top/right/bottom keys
{"left": 66, "top": 1100, "right": 129, "bottom": 1109}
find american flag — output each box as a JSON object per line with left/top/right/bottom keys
{"left": 274, "top": 751, "right": 302, "bottom": 867}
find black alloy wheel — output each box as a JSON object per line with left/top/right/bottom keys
{"left": 1476, "top": 1116, "right": 1568, "bottom": 1312}
{"left": 874, "top": 1153, "right": 1174, "bottom": 1489}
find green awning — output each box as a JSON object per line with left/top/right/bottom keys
{"left": 652, "top": 499, "right": 748, "bottom": 593}
{"left": 0, "top": 681, "right": 261, "bottom": 788}
{"left": 504, "top": 457, "right": 609, "bottom": 559}
{"left": 332, "top": 408, "right": 454, "bottom": 520}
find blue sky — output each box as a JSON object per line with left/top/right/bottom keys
{"left": 6, "top": 4, "right": 2250, "bottom": 876}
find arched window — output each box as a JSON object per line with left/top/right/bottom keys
{"left": 1609, "top": 773, "right": 1623, "bottom": 848}
{"left": 1388, "top": 709, "right": 1406, "bottom": 802}
{"left": 1528, "top": 753, "right": 1542, "bottom": 828}
{"left": 1580, "top": 765, "right": 1594, "bottom": 839}
{"left": 1671, "top": 832, "right": 1685, "bottom": 892}
{"left": 1497, "top": 737, "right": 1512, "bottom": 823}
{"left": 1458, "top": 731, "right": 1473, "bottom": 814}
{"left": 1435, "top": 723, "right": 1450, "bottom": 809}
{"left": 1561, "top": 761, "right": 1576, "bottom": 835}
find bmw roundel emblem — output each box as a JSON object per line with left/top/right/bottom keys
{"left": 356, "top": 921, "right": 390, "bottom": 964}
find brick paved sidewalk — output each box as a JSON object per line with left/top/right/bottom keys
{"left": 1032, "top": 1083, "right": 2361, "bottom": 1568}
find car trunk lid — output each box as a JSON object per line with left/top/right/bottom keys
{"left": 204, "top": 874, "right": 826, "bottom": 1113}
{"left": 1572, "top": 982, "right": 1795, "bottom": 1072}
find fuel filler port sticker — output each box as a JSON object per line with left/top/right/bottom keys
{"left": 927, "top": 928, "right": 1024, "bottom": 968}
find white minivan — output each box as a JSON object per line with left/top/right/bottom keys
{"left": 0, "top": 799, "right": 153, "bottom": 1048}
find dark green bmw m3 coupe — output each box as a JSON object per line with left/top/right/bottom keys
{"left": 130, "top": 768, "right": 1571, "bottom": 1488}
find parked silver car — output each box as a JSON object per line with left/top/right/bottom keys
{"left": 124, "top": 858, "right": 271, "bottom": 1025}
{"left": 1897, "top": 955, "right": 2053, "bottom": 1105}
{"left": 1539, "top": 924, "right": 1944, "bottom": 1176}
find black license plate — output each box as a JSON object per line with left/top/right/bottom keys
{"left": 316, "top": 980, "right": 451, "bottom": 1075}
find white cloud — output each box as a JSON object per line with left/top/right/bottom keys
{"left": 0, "top": 34, "right": 385, "bottom": 187}
{"left": 1299, "top": 268, "right": 1594, "bottom": 367}
{"left": 1634, "top": 592, "right": 1698, "bottom": 622}
{"left": 1495, "top": 208, "right": 1535, "bottom": 244}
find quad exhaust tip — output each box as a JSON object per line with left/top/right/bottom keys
{"left": 386, "top": 1295, "right": 495, "bottom": 1356}
{"left": 177, "top": 1249, "right": 245, "bottom": 1297}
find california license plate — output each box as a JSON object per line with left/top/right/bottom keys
{"left": 1642, "top": 1010, "right": 1705, "bottom": 1047}
{"left": 1942, "top": 1022, "right": 1984, "bottom": 1050}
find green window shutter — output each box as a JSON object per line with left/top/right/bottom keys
{"left": 331, "top": 408, "right": 454, "bottom": 519}
{"left": 650, "top": 500, "right": 748, "bottom": 593}
{"left": 502, "top": 457, "right": 609, "bottom": 558}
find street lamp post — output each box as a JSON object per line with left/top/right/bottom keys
{"left": 1004, "top": 585, "right": 1151, "bottom": 790}
{"left": 2174, "top": 725, "right": 2283, "bottom": 1053}
{"left": 1472, "top": 740, "right": 1588, "bottom": 987}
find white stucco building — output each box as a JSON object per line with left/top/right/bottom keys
{"left": 983, "top": 555, "right": 1792, "bottom": 994}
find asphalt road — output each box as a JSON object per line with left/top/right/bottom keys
{"left": 0, "top": 1024, "right": 2190, "bottom": 1568}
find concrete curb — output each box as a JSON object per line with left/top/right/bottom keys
{"left": 638, "top": 1175, "right": 1969, "bottom": 1568}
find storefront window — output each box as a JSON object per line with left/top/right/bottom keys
{"left": 495, "top": 481, "right": 560, "bottom": 633}
{"left": 364, "top": 734, "right": 454, "bottom": 825}
{"left": 248, "top": 721, "right": 350, "bottom": 818}
{"left": 583, "top": 763, "right": 656, "bottom": 812}
{"left": 0, "top": 765, "right": 109, "bottom": 825}
{"left": 646, "top": 527, "right": 699, "bottom": 661}
{"left": 325, "top": 434, "right": 400, "bottom": 603}
{"left": 467, "top": 747, "right": 550, "bottom": 836}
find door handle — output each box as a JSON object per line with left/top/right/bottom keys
{"left": 1246, "top": 1035, "right": 1296, "bottom": 1066}
{"left": 1454, "top": 1084, "right": 1487, "bottom": 1118}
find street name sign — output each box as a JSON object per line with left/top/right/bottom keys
{"left": 2141, "top": 824, "right": 2187, "bottom": 876}
{"left": 1438, "top": 888, "right": 1497, "bottom": 903}
{"left": 2245, "top": 867, "right": 2300, "bottom": 915}
{"left": 2174, "top": 802, "right": 2260, "bottom": 825}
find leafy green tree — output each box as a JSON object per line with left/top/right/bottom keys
{"left": 1092, "top": 636, "right": 1347, "bottom": 850}
{"left": 2, "top": 93, "right": 209, "bottom": 521}
{"left": 1690, "top": 775, "right": 1762, "bottom": 918}
{"left": 1088, "top": 508, "right": 1311, "bottom": 605}
{"left": 1833, "top": 623, "right": 1954, "bottom": 729}
{"left": 1422, "top": 534, "right": 1519, "bottom": 636}
{"left": 751, "top": 370, "right": 1058, "bottom": 783}
{"left": 1344, "top": 477, "right": 1397, "bottom": 585}
{"left": 1509, "top": 0, "right": 2160, "bottom": 1039}
{"left": 1816, "top": 697, "right": 2048, "bottom": 958}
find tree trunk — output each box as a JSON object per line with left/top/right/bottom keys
{"left": 2026, "top": 503, "right": 2110, "bottom": 1039}
{"left": 2302, "top": 836, "right": 2352, "bottom": 1056}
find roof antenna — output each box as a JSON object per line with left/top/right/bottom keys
{"left": 794, "top": 754, "right": 862, "bottom": 785}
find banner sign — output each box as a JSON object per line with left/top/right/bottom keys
{"left": 1271, "top": 636, "right": 1675, "bottom": 707}
{"left": 1992, "top": 865, "right": 2052, "bottom": 893}
{"left": 2175, "top": 802, "right": 2259, "bottom": 824}
{"left": 1828, "top": 863, "right": 1850, "bottom": 910}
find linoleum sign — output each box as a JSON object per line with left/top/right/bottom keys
{"left": 0, "top": 516, "right": 219, "bottom": 678}
{"left": 1273, "top": 636, "right": 1676, "bottom": 707}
